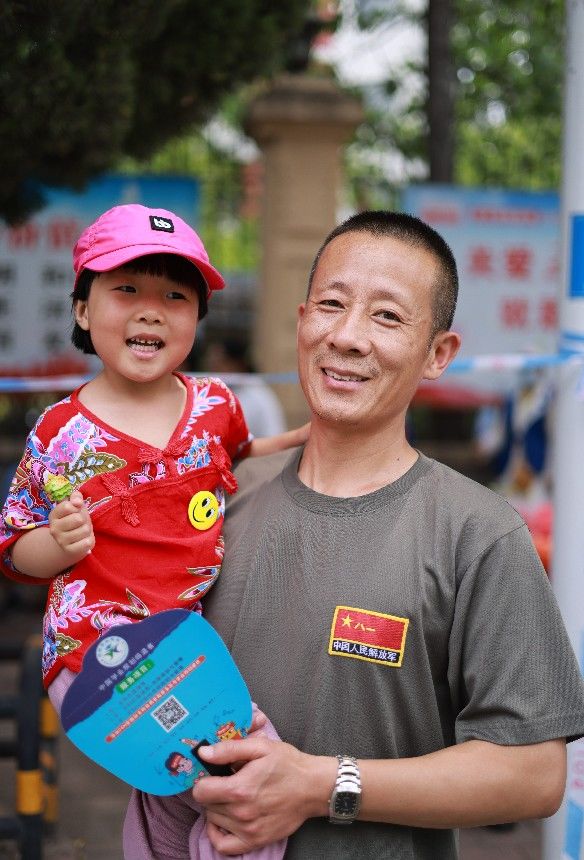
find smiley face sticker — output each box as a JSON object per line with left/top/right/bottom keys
{"left": 188, "top": 491, "right": 220, "bottom": 531}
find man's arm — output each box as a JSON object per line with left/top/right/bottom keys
{"left": 192, "top": 735, "right": 566, "bottom": 855}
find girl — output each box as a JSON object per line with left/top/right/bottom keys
{"left": 0, "top": 203, "right": 299, "bottom": 859}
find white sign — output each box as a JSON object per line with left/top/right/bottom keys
{"left": 403, "top": 185, "right": 559, "bottom": 361}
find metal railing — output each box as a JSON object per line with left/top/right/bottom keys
{"left": 0, "top": 636, "right": 59, "bottom": 859}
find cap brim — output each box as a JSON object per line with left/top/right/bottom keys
{"left": 74, "top": 244, "right": 225, "bottom": 296}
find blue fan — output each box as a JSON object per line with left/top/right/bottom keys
{"left": 61, "top": 609, "right": 252, "bottom": 795}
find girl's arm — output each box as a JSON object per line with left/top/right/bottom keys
{"left": 10, "top": 491, "right": 95, "bottom": 579}
{"left": 248, "top": 423, "right": 310, "bottom": 457}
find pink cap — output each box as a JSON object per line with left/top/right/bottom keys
{"left": 72, "top": 204, "right": 225, "bottom": 297}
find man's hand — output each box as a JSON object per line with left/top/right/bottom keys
{"left": 192, "top": 737, "right": 333, "bottom": 855}
{"left": 48, "top": 490, "right": 95, "bottom": 562}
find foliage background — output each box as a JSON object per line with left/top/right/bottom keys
{"left": 325, "top": 0, "right": 564, "bottom": 209}
{"left": 0, "top": 0, "right": 310, "bottom": 223}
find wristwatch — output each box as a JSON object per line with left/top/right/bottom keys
{"left": 328, "top": 755, "right": 361, "bottom": 824}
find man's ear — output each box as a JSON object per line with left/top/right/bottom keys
{"left": 423, "top": 330, "right": 461, "bottom": 381}
{"left": 74, "top": 299, "right": 90, "bottom": 331}
{"left": 296, "top": 303, "right": 306, "bottom": 338}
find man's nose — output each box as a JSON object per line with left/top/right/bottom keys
{"left": 326, "top": 310, "right": 371, "bottom": 354}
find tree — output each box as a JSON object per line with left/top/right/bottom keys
{"left": 427, "top": 0, "right": 455, "bottom": 181}
{"left": 0, "top": 0, "right": 310, "bottom": 223}
{"left": 324, "top": 0, "right": 564, "bottom": 205}
{"left": 452, "top": 0, "right": 563, "bottom": 189}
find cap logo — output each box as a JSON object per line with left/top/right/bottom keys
{"left": 149, "top": 215, "right": 174, "bottom": 233}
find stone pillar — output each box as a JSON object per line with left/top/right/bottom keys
{"left": 244, "top": 74, "right": 363, "bottom": 427}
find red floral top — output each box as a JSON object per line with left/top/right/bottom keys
{"left": 0, "top": 374, "right": 251, "bottom": 687}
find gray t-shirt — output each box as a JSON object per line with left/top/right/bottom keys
{"left": 204, "top": 449, "right": 584, "bottom": 860}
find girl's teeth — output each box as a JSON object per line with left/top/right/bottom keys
{"left": 129, "top": 339, "right": 161, "bottom": 351}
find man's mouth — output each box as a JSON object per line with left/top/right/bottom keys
{"left": 127, "top": 337, "right": 164, "bottom": 352}
{"left": 323, "top": 368, "right": 368, "bottom": 383}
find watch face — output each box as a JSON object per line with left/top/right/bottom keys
{"left": 334, "top": 790, "right": 359, "bottom": 817}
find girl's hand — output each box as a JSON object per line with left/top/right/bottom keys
{"left": 288, "top": 421, "right": 310, "bottom": 447}
{"left": 249, "top": 422, "right": 310, "bottom": 457}
{"left": 48, "top": 490, "right": 95, "bottom": 561}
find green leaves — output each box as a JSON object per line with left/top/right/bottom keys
{"left": 452, "top": 0, "right": 563, "bottom": 188}
{"left": 0, "top": 0, "right": 310, "bottom": 223}
{"left": 344, "top": 0, "right": 564, "bottom": 204}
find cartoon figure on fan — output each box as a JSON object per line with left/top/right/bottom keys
{"left": 0, "top": 204, "right": 300, "bottom": 860}
{"left": 164, "top": 729, "right": 242, "bottom": 786}
{"left": 165, "top": 741, "right": 205, "bottom": 787}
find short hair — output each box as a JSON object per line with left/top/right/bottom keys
{"left": 71, "top": 253, "right": 209, "bottom": 355}
{"left": 308, "top": 211, "right": 459, "bottom": 338}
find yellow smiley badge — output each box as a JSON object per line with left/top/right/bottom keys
{"left": 188, "top": 491, "right": 219, "bottom": 531}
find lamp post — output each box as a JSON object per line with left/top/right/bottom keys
{"left": 543, "top": 1, "right": 584, "bottom": 857}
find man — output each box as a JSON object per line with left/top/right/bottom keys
{"left": 195, "top": 211, "right": 584, "bottom": 859}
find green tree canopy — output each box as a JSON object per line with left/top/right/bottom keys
{"left": 453, "top": 0, "right": 563, "bottom": 188}
{"left": 335, "top": 0, "right": 564, "bottom": 205}
{"left": 0, "top": 0, "right": 310, "bottom": 223}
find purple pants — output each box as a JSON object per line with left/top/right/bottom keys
{"left": 49, "top": 670, "right": 287, "bottom": 860}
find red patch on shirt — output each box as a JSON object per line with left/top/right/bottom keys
{"left": 328, "top": 606, "right": 409, "bottom": 667}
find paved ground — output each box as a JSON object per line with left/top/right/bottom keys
{"left": 0, "top": 597, "right": 543, "bottom": 859}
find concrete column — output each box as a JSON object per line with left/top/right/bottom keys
{"left": 244, "top": 73, "right": 363, "bottom": 427}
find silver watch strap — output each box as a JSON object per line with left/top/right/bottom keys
{"left": 329, "top": 755, "right": 362, "bottom": 824}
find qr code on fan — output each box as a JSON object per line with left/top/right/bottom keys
{"left": 151, "top": 696, "right": 189, "bottom": 732}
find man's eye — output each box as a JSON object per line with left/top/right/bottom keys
{"left": 319, "top": 299, "right": 343, "bottom": 308}
{"left": 377, "top": 310, "right": 400, "bottom": 322}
